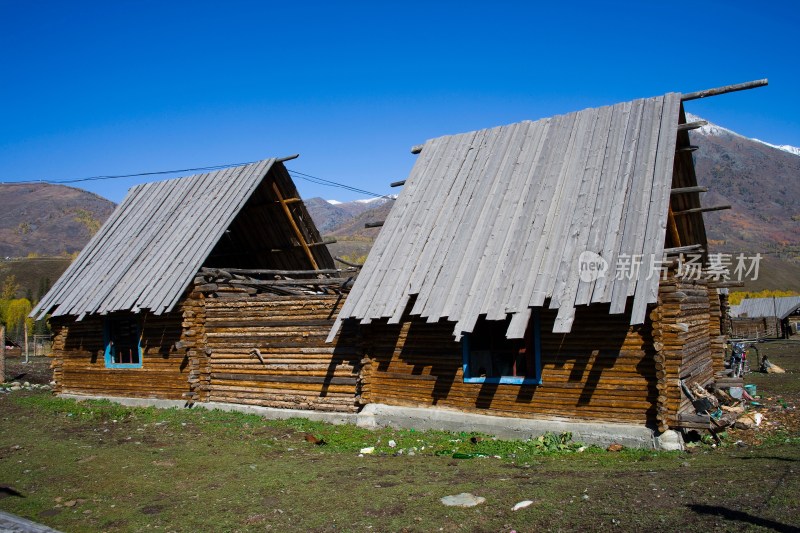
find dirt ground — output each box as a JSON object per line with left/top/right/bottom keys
{"left": 722, "top": 339, "right": 799, "bottom": 446}
{"left": 2, "top": 355, "right": 52, "bottom": 385}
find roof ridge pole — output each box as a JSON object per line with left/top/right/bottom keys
{"left": 681, "top": 79, "right": 768, "bottom": 101}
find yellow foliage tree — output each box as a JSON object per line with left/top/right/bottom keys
{"left": 729, "top": 289, "right": 800, "bottom": 306}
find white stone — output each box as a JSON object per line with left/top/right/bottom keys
{"left": 440, "top": 493, "right": 485, "bottom": 507}
{"left": 512, "top": 500, "right": 534, "bottom": 511}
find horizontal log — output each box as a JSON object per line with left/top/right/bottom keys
{"left": 680, "top": 79, "right": 768, "bottom": 101}
{"left": 211, "top": 372, "right": 357, "bottom": 386}
{"left": 670, "top": 186, "right": 708, "bottom": 195}
{"left": 677, "top": 121, "right": 707, "bottom": 132}
{"left": 672, "top": 205, "right": 731, "bottom": 217}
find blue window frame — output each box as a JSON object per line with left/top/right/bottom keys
{"left": 462, "top": 310, "right": 542, "bottom": 385}
{"left": 104, "top": 317, "right": 142, "bottom": 368}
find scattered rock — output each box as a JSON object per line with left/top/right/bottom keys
{"left": 360, "top": 447, "right": 375, "bottom": 454}
{"left": 440, "top": 493, "right": 485, "bottom": 507}
{"left": 388, "top": 440, "right": 397, "bottom": 448}
{"left": 63, "top": 500, "right": 77, "bottom": 508}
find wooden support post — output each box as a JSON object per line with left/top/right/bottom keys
{"left": 271, "top": 182, "right": 320, "bottom": 270}
{"left": 671, "top": 186, "right": 708, "bottom": 195}
{"left": 364, "top": 221, "right": 384, "bottom": 228}
{"left": 681, "top": 79, "right": 768, "bottom": 101}
{"left": 0, "top": 325, "right": 5, "bottom": 383}
{"left": 672, "top": 205, "right": 731, "bottom": 216}
{"left": 676, "top": 146, "right": 699, "bottom": 153}
{"left": 390, "top": 180, "right": 406, "bottom": 187}
{"left": 667, "top": 206, "right": 681, "bottom": 247}
{"left": 677, "top": 121, "right": 707, "bottom": 132}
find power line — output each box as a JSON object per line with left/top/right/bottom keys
{"left": 3, "top": 161, "right": 258, "bottom": 184}
{"left": 1, "top": 160, "right": 395, "bottom": 200}
{"left": 286, "top": 169, "right": 393, "bottom": 200}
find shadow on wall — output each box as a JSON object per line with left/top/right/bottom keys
{"left": 367, "top": 302, "right": 659, "bottom": 423}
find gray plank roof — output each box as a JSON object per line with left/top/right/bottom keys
{"left": 332, "top": 94, "right": 682, "bottom": 339}
{"left": 730, "top": 296, "right": 800, "bottom": 320}
{"left": 32, "top": 158, "right": 327, "bottom": 319}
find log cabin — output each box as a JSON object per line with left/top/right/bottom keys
{"left": 331, "top": 83, "right": 767, "bottom": 443}
{"left": 32, "top": 157, "right": 361, "bottom": 411}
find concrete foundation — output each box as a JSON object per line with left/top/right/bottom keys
{"left": 359, "top": 403, "right": 682, "bottom": 450}
{"left": 59, "top": 394, "right": 682, "bottom": 450}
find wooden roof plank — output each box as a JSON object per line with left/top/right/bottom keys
{"left": 593, "top": 98, "right": 646, "bottom": 305}
{"left": 574, "top": 101, "right": 632, "bottom": 306}
{"left": 481, "top": 118, "right": 552, "bottom": 320}
{"left": 630, "top": 92, "right": 681, "bottom": 324}
{"left": 155, "top": 160, "right": 274, "bottom": 313}
{"left": 609, "top": 97, "right": 662, "bottom": 314}
{"left": 418, "top": 126, "right": 509, "bottom": 322}
{"left": 376, "top": 130, "right": 480, "bottom": 321}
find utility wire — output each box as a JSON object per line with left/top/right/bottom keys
{"left": 1, "top": 160, "right": 396, "bottom": 200}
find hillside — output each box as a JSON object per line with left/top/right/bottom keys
{"left": 689, "top": 116, "right": 800, "bottom": 289}
{"left": 0, "top": 183, "right": 116, "bottom": 258}
{"left": 306, "top": 196, "right": 395, "bottom": 235}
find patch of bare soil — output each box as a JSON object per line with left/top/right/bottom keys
{"left": 3, "top": 356, "right": 52, "bottom": 385}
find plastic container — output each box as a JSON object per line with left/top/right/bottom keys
{"left": 744, "top": 384, "right": 757, "bottom": 397}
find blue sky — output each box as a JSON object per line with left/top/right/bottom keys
{"left": 1, "top": 1, "right": 797, "bottom": 203}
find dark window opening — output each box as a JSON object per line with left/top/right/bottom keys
{"left": 462, "top": 311, "right": 541, "bottom": 384}
{"left": 104, "top": 318, "right": 141, "bottom": 367}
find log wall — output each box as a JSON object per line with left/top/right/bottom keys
{"left": 49, "top": 313, "right": 188, "bottom": 399}
{"left": 182, "top": 290, "right": 361, "bottom": 412}
{"left": 361, "top": 304, "right": 659, "bottom": 425}
{"left": 651, "top": 276, "right": 718, "bottom": 431}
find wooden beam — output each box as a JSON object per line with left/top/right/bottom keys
{"left": 681, "top": 79, "right": 768, "bottom": 102}
{"left": 664, "top": 244, "right": 704, "bottom": 255}
{"left": 201, "top": 267, "right": 342, "bottom": 276}
{"left": 410, "top": 144, "right": 424, "bottom": 154}
{"left": 334, "top": 256, "right": 364, "bottom": 268}
{"left": 276, "top": 154, "right": 300, "bottom": 163}
{"left": 677, "top": 121, "right": 707, "bottom": 132}
{"left": 271, "top": 182, "right": 320, "bottom": 270}
{"left": 390, "top": 180, "right": 406, "bottom": 187}
{"left": 672, "top": 205, "right": 731, "bottom": 216}
{"left": 364, "top": 221, "right": 384, "bottom": 228}
{"left": 228, "top": 278, "right": 352, "bottom": 286}
{"left": 671, "top": 186, "right": 708, "bottom": 195}
{"left": 676, "top": 146, "right": 699, "bottom": 153}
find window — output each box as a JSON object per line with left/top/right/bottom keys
{"left": 462, "top": 311, "right": 541, "bottom": 385}
{"left": 104, "top": 317, "right": 142, "bottom": 368}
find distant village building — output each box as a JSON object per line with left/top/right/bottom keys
{"left": 730, "top": 296, "right": 800, "bottom": 338}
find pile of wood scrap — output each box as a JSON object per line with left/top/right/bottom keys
{"left": 196, "top": 267, "right": 358, "bottom": 297}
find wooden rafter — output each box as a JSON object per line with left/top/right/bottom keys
{"left": 271, "top": 181, "right": 320, "bottom": 270}
{"left": 667, "top": 205, "right": 681, "bottom": 248}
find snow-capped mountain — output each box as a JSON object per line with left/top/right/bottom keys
{"left": 687, "top": 113, "right": 800, "bottom": 157}
{"left": 305, "top": 195, "right": 396, "bottom": 233}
